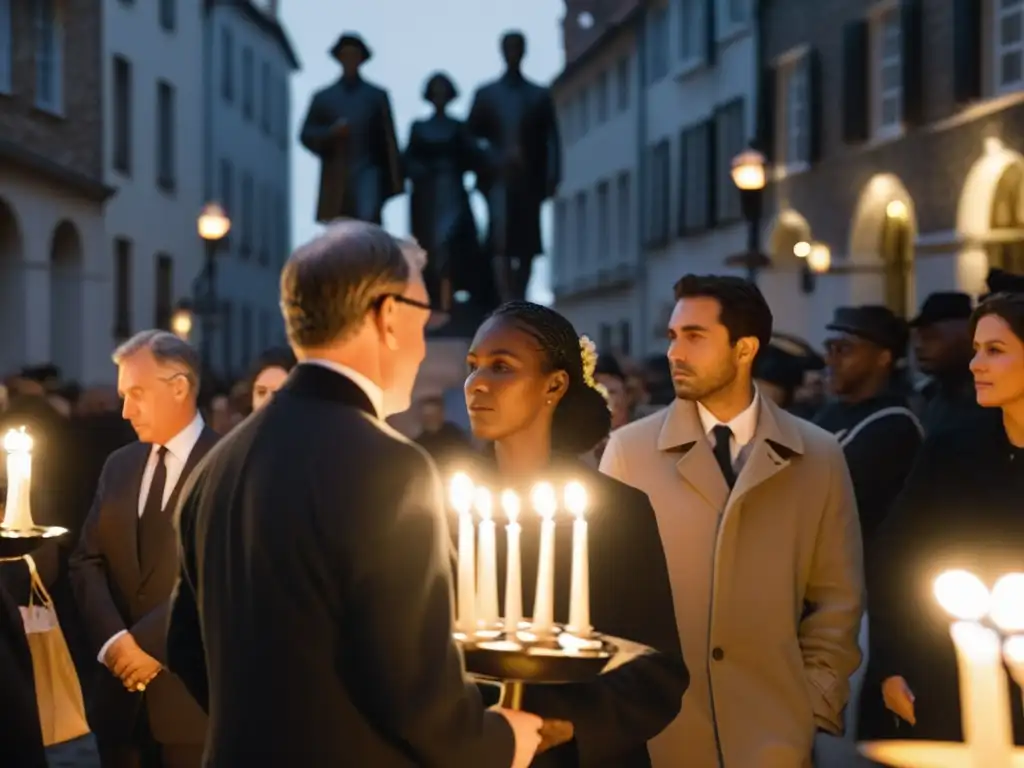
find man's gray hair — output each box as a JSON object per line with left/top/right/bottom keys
{"left": 280, "top": 219, "right": 423, "bottom": 348}
{"left": 112, "top": 330, "right": 201, "bottom": 392}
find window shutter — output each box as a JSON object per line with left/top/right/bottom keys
{"left": 757, "top": 66, "right": 777, "bottom": 164}
{"left": 952, "top": 0, "right": 981, "bottom": 104}
{"left": 705, "top": 118, "right": 717, "bottom": 230}
{"left": 841, "top": 20, "right": 870, "bottom": 144}
{"left": 900, "top": 0, "right": 924, "bottom": 126}
{"left": 704, "top": 0, "right": 716, "bottom": 67}
{"left": 807, "top": 49, "right": 824, "bottom": 164}
{"left": 678, "top": 129, "right": 688, "bottom": 237}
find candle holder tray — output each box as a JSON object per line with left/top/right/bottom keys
{"left": 860, "top": 740, "right": 1024, "bottom": 766}
{"left": 0, "top": 525, "right": 68, "bottom": 560}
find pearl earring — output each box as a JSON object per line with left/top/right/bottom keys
{"left": 546, "top": 399, "right": 552, "bottom": 405}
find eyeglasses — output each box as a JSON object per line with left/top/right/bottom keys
{"left": 375, "top": 294, "right": 432, "bottom": 313}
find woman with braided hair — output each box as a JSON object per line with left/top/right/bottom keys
{"left": 463, "top": 301, "right": 687, "bottom": 767}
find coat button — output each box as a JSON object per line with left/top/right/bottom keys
{"left": 711, "top": 647, "right": 724, "bottom": 661}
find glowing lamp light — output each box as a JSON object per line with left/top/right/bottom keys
{"left": 3, "top": 427, "right": 33, "bottom": 454}
{"left": 990, "top": 573, "right": 1024, "bottom": 632}
{"left": 934, "top": 569, "right": 991, "bottom": 621}
{"left": 730, "top": 148, "right": 767, "bottom": 191}
{"left": 807, "top": 243, "right": 831, "bottom": 274}
{"left": 564, "top": 481, "right": 588, "bottom": 520}
{"left": 885, "top": 199, "right": 908, "bottom": 219}
{"left": 500, "top": 489, "right": 520, "bottom": 524}
{"left": 793, "top": 241, "right": 811, "bottom": 258}
{"left": 170, "top": 306, "right": 193, "bottom": 341}
{"left": 530, "top": 482, "right": 557, "bottom": 520}
{"left": 197, "top": 202, "right": 231, "bottom": 241}
{"left": 449, "top": 472, "right": 475, "bottom": 515}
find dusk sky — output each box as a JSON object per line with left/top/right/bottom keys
{"left": 279, "top": 2, "right": 565, "bottom": 303}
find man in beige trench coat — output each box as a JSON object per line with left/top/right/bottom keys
{"left": 600, "top": 275, "right": 864, "bottom": 768}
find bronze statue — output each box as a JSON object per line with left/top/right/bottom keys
{"left": 299, "top": 33, "right": 403, "bottom": 224}
{"left": 467, "top": 31, "right": 562, "bottom": 301}
{"left": 404, "top": 72, "right": 496, "bottom": 317}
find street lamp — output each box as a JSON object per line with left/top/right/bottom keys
{"left": 170, "top": 301, "right": 194, "bottom": 341}
{"left": 807, "top": 242, "right": 831, "bottom": 274}
{"left": 729, "top": 145, "right": 769, "bottom": 282}
{"left": 196, "top": 202, "right": 231, "bottom": 373}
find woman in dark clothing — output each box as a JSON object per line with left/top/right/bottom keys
{"left": 249, "top": 346, "right": 297, "bottom": 412}
{"left": 860, "top": 292, "right": 1024, "bottom": 743}
{"left": 0, "top": 572, "right": 47, "bottom": 767}
{"left": 463, "top": 301, "right": 687, "bottom": 767}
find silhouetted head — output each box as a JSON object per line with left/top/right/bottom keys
{"left": 330, "top": 33, "right": 371, "bottom": 78}
{"left": 501, "top": 31, "right": 526, "bottom": 70}
{"left": 422, "top": 72, "right": 458, "bottom": 111}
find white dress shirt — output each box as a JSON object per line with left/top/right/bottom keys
{"left": 696, "top": 389, "right": 761, "bottom": 475}
{"left": 97, "top": 412, "right": 205, "bottom": 663}
{"left": 301, "top": 359, "right": 384, "bottom": 417}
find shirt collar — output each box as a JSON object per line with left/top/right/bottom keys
{"left": 301, "top": 359, "right": 383, "bottom": 417}
{"left": 696, "top": 389, "right": 761, "bottom": 448}
{"left": 155, "top": 411, "right": 205, "bottom": 463}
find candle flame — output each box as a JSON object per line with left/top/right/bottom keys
{"left": 1006, "top": 635, "right": 1024, "bottom": 664}
{"left": 934, "top": 569, "right": 991, "bottom": 621}
{"left": 500, "top": 490, "right": 520, "bottom": 524}
{"left": 474, "top": 487, "right": 493, "bottom": 520}
{"left": 564, "top": 481, "right": 587, "bottom": 519}
{"left": 449, "top": 472, "right": 475, "bottom": 515}
{"left": 530, "top": 482, "right": 557, "bottom": 519}
{"left": 991, "top": 573, "right": 1024, "bottom": 632}
{"left": 3, "top": 427, "right": 32, "bottom": 453}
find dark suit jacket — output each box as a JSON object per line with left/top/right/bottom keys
{"left": 69, "top": 425, "right": 217, "bottom": 747}
{"left": 470, "top": 456, "right": 688, "bottom": 767}
{"left": 167, "top": 364, "right": 514, "bottom": 766}
{"left": 0, "top": 576, "right": 47, "bottom": 767}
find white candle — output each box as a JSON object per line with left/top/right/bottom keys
{"left": 449, "top": 473, "right": 476, "bottom": 635}
{"left": 564, "top": 481, "right": 591, "bottom": 637}
{"left": 990, "top": 573, "right": 1024, "bottom": 710}
{"left": 2, "top": 427, "right": 34, "bottom": 532}
{"left": 530, "top": 482, "right": 557, "bottom": 635}
{"left": 501, "top": 490, "right": 522, "bottom": 639}
{"left": 475, "top": 487, "right": 499, "bottom": 629}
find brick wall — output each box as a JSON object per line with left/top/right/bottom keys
{"left": 0, "top": 0, "right": 104, "bottom": 184}
{"left": 760, "top": 0, "right": 1024, "bottom": 251}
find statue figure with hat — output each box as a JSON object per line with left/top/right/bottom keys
{"left": 467, "top": 31, "right": 562, "bottom": 302}
{"left": 299, "top": 33, "right": 403, "bottom": 225}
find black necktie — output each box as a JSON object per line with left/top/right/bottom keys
{"left": 138, "top": 446, "right": 168, "bottom": 560}
{"left": 712, "top": 425, "right": 736, "bottom": 489}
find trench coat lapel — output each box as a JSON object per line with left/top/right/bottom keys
{"left": 657, "top": 400, "right": 731, "bottom": 512}
{"left": 728, "top": 397, "right": 805, "bottom": 509}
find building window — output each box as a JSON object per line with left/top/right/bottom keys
{"left": 112, "top": 55, "right": 132, "bottom": 175}
{"left": 595, "top": 70, "right": 609, "bottom": 124}
{"left": 724, "top": 0, "right": 750, "bottom": 28}
{"left": 156, "top": 81, "right": 176, "bottom": 192}
{"left": 221, "top": 28, "right": 234, "bottom": 102}
{"left": 996, "top": 0, "right": 1024, "bottom": 93}
{"left": 242, "top": 46, "right": 254, "bottom": 120}
{"left": 616, "top": 55, "right": 630, "bottom": 111}
{"left": 240, "top": 304, "right": 253, "bottom": 368}
{"left": 872, "top": 7, "right": 902, "bottom": 135}
{"left": 647, "top": 139, "right": 671, "bottom": 246}
{"left": 679, "top": 122, "right": 711, "bottom": 233}
{"left": 0, "top": 0, "right": 12, "bottom": 94}
{"left": 219, "top": 158, "right": 233, "bottom": 248}
{"left": 241, "top": 171, "right": 253, "bottom": 256}
{"left": 34, "top": 0, "right": 63, "bottom": 114}
{"left": 619, "top": 320, "right": 632, "bottom": 356}
{"left": 598, "top": 323, "right": 613, "bottom": 352}
{"left": 776, "top": 53, "right": 810, "bottom": 169}
{"left": 680, "top": 0, "right": 703, "bottom": 64}
{"left": 596, "top": 180, "right": 610, "bottom": 264}
{"left": 649, "top": 5, "right": 670, "bottom": 82}
{"left": 714, "top": 99, "right": 745, "bottom": 224}
{"left": 278, "top": 77, "right": 289, "bottom": 148}
{"left": 258, "top": 185, "right": 269, "bottom": 265}
{"left": 277, "top": 190, "right": 289, "bottom": 264}
{"left": 114, "top": 238, "right": 132, "bottom": 340}
{"left": 574, "top": 191, "right": 588, "bottom": 266}
{"left": 221, "top": 300, "right": 234, "bottom": 375}
{"left": 578, "top": 87, "right": 590, "bottom": 135}
{"left": 259, "top": 310, "right": 271, "bottom": 351}
{"left": 555, "top": 198, "right": 568, "bottom": 282}
{"left": 155, "top": 254, "right": 173, "bottom": 329}
{"left": 260, "top": 60, "right": 272, "bottom": 133}
{"left": 159, "top": 0, "right": 175, "bottom": 32}
{"left": 616, "top": 171, "right": 631, "bottom": 257}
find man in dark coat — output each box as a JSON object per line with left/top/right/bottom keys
{"left": 298, "top": 33, "right": 403, "bottom": 224}
{"left": 70, "top": 331, "right": 216, "bottom": 768}
{"left": 167, "top": 221, "right": 542, "bottom": 766}
{"left": 468, "top": 31, "right": 561, "bottom": 302}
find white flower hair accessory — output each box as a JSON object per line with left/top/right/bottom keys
{"left": 579, "top": 335, "right": 611, "bottom": 409}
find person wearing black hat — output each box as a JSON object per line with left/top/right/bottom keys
{"left": 753, "top": 335, "right": 825, "bottom": 418}
{"left": 299, "top": 32, "right": 402, "bottom": 225}
{"left": 910, "top": 291, "right": 986, "bottom": 436}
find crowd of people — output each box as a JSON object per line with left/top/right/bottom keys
{"left": 1, "top": 218, "right": 1024, "bottom": 768}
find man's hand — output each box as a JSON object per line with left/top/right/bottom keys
{"left": 882, "top": 675, "right": 916, "bottom": 725}
{"left": 104, "top": 633, "right": 162, "bottom": 692}
{"left": 538, "top": 718, "right": 574, "bottom": 754}
{"left": 494, "top": 708, "right": 542, "bottom": 768}
{"left": 330, "top": 119, "right": 349, "bottom": 138}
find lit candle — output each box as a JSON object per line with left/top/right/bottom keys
{"left": 475, "top": 487, "right": 499, "bottom": 629}
{"left": 934, "top": 570, "right": 1014, "bottom": 768}
{"left": 990, "top": 573, "right": 1024, "bottom": 702}
{"left": 2, "top": 427, "right": 34, "bottom": 532}
{"left": 501, "top": 490, "right": 522, "bottom": 639}
{"left": 564, "top": 481, "right": 591, "bottom": 637}
{"left": 449, "top": 473, "right": 476, "bottom": 635}
{"left": 530, "top": 482, "right": 557, "bottom": 636}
